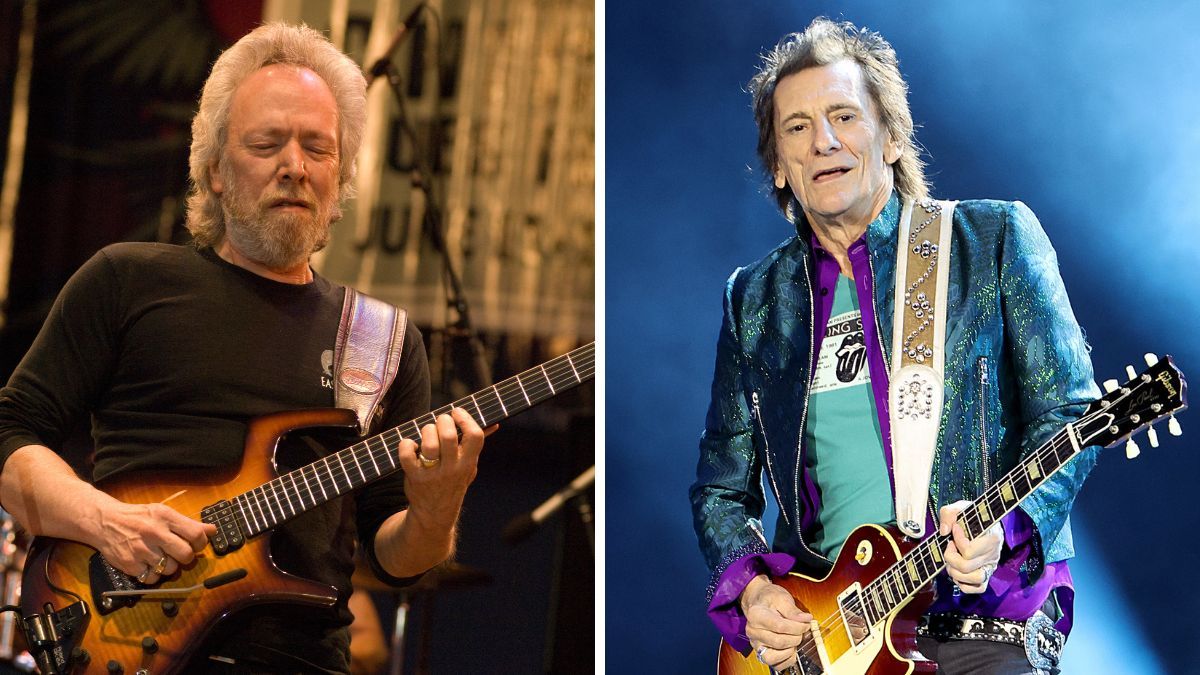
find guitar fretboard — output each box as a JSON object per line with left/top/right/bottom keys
{"left": 851, "top": 410, "right": 1110, "bottom": 627}
{"left": 211, "top": 342, "right": 595, "bottom": 539}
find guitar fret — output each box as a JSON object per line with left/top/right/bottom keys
{"left": 314, "top": 463, "right": 330, "bottom": 500}
{"left": 351, "top": 449, "right": 367, "bottom": 484}
{"left": 280, "top": 478, "right": 296, "bottom": 515}
{"left": 541, "top": 364, "right": 556, "bottom": 395}
{"left": 494, "top": 386, "right": 509, "bottom": 417}
{"left": 236, "top": 495, "right": 258, "bottom": 534}
{"left": 516, "top": 377, "right": 531, "bottom": 407}
{"left": 383, "top": 435, "right": 398, "bottom": 468}
{"left": 365, "top": 439, "right": 381, "bottom": 476}
{"left": 566, "top": 353, "right": 580, "bottom": 381}
{"left": 265, "top": 485, "right": 283, "bottom": 522}
{"left": 468, "top": 393, "right": 484, "bottom": 425}
{"left": 290, "top": 473, "right": 305, "bottom": 509}
{"left": 301, "top": 467, "right": 317, "bottom": 505}
{"left": 253, "top": 487, "right": 272, "bottom": 526}
{"left": 335, "top": 453, "right": 351, "bottom": 492}
{"left": 321, "top": 456, "right": 339, "bottom": 495}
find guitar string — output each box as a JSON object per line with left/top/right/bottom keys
{"left": 198, "top": 353, "right": 596, "bottom": 527}
{"left": 796, "top": 424, "right": 1080, "bottom": 655}
{"left": 202, "top": 358, "right": 597, "bottom": 529}
{"left": 789, "top": 380, "right": 1142, "bottom": 662}
{"left": 789, "top": 429, "right": 1074, "bottom": 665}
{"left": 800, "top": 380, "right": 1139, "bottom": 658}
{"left": 191, "top": 349, "right": 594, "bottom": 527}
{"left": 222, "top": 358, "right": 598, "bottom": 531}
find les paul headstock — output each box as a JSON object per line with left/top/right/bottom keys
{"left": 1074, "top": 353, "right": 1187, "bottom": 458}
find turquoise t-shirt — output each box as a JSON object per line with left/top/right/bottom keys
{"left": 804, "top": 274, "right": 895, "bottom": 559}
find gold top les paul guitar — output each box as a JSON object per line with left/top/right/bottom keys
{"left": 18, "top": 343, "right": 595, "bottom": 675}
{"left": 718, "top": 354, "right": 1186, "bottom": 675}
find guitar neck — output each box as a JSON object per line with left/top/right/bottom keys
{"left": 229, "top": 342, "right": 595, "bottom": 538}
{"left": 862, "top": 414, "right": 1101, "bottom": 624}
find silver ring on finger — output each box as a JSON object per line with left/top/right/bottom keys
{"left": 417, "top": 451, "right": 441, "bottom": 468}
{"left": 756, "top": 645, "right": 768, "bottom": 663}
{"left": 981, "top": 562, "right": 996, "bottom": 584}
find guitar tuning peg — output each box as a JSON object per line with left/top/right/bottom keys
{"left": 1126, "top": 365, "right": 1137, "bottom": 380}
{"left": 1169, "top": 415, "right": 1182, "bottom": 437}
{"left": 1103, "top": 379, "right": 1119, "bottom": 393}
{"left": 1144, "top": 353, "right": 1159, "bottom": 367}
{"left": 1125, "top": 438, "right": 1141, "bottom": 459}
{"left": 1148, "top": 424, "right": 1160, "bottom": 448}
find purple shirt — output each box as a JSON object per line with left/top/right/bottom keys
{"left": 707, "top": 231, "right": 1074, "bottom": 653}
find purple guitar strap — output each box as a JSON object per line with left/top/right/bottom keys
{"left": 333, "top": 287, "right": 407, "bottom": 435}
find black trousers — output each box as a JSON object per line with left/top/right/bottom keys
{"left": 916, "top": 636, "right": 1059, "bottom": 675}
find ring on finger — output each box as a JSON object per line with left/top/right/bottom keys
{"left": 137, "top": 568, "right": 152, "bottom": 583}
{"left": 980, "top": 562, "right": 996, "bottom": 584}
{"left": 756, "top": 645, "right": 768, "bottom": 663}
{"left": 152, "top": 554, "right": 169, "bottom": 576}
{"left": 417, "top": 451, "right": 441, "bottom": 468}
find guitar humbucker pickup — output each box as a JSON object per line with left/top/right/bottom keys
{"left": 201, "top": 501, "right": 245, "bottom": 555}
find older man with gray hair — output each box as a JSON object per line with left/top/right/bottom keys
{"left": 0, "top": 23, "right": 485, "bottom": 672}
{"left": 692, "top": 17, "right": 1098, "bottom": 675}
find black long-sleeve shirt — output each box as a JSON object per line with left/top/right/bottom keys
{"left": 0, "top": 242, "right": 429, "bottom": 673}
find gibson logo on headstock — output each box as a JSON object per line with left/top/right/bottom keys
{"left": 1156, "top": 371, "right": 1179, "bottom": 399}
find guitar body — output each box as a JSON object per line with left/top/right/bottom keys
{"left": 716, "top": 355, "right": 1189, "bottom": 675}
{"left": 717, "top": 524, "right": 935, "bottom": 675}
{"left": 20, "top": 408, "right": 359, "bottom": 675}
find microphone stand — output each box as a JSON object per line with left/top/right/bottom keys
{"left": 369, "top": 57, "right": 492, "bottom": 393}
{"left": 503, "top": 465, "right": 596, "bottom": 557}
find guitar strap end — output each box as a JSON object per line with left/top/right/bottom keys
{"left": 333, "top": 287, "right": 408, "bottom": 435}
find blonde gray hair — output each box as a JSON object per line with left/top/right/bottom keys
{"left": 185, "top": 22, "right": 367, "bottom": 247}
{"left": 749, "top": 18, "right": 930, "bottom": 220}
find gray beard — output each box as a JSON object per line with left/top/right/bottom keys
{"left": 219, "top": 178, "right": 335, "bottom": 271}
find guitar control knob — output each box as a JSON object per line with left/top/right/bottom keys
{"left": 107, "top": 659, "right": 124, "bottom": 674}
{"left": 72, "top": 647, "right": 90, "bottom": 665}
{"left": 162, "top": 601, "right": 179, "bottom": 617}
{"left": 142, "top": 636, "right": 159, "bottom": 654}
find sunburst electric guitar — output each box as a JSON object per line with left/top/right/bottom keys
{"left": 18, "top": 343, "right": 595, "bottom": 675}
{"left": 718, "top": 354, "right": 1186, "bottom": 675}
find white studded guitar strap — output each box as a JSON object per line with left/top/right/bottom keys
{"left": 889, "top": 198, "right": 957, "bottom": 538}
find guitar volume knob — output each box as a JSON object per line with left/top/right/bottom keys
{"left": 107, "top": 659, "right": 124, "bottom": 674}
{"left": 142, "top": 636, "right": 159, "bottom": 654}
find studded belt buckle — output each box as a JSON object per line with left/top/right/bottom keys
{"left": 1023, "top": 611, "right": 1064, "bottom": 671}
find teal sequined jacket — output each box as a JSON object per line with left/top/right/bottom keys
{"left": 690, "top": 195, "right": 1101, "bottom": 579}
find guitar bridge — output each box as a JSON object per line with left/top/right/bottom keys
{"left": 202, "top": 500, "right": 245, "bottom": 554}
{"left": 88, "top": 554, "right": 140, "bottom": 614}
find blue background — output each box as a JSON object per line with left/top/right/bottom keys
{"left": 606, "top": 2, "right": 1200, "bottom": 672}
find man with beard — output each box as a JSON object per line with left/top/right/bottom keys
{"left": 0, "top": 24, "right": 485, "bottom": 673}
